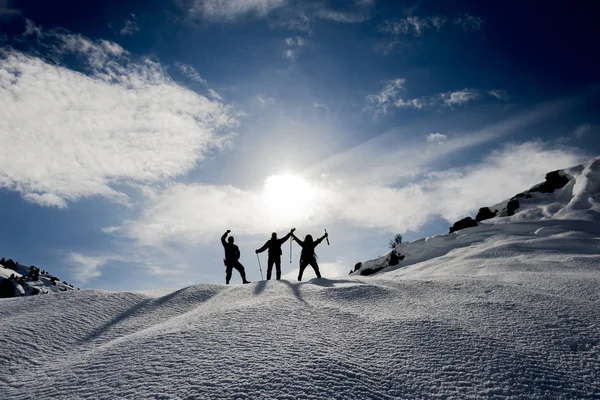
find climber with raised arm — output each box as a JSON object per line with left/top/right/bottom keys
{"left": 291, "top": 231, "right": 328, "bottom": 281}
{"left": 255, "top": 228, "right": 295, "bottom": 280}
{"left": 221, "top": 230, "right": 250, "bottom": 284}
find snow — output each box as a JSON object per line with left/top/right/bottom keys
{"left": 0, "top": 265, "right": 22, "bottom": 280}
{"left": 0, "top": 263, "right": 74, "bottom": 296}
{"left": 489, "top": 156, "right": 600, "bottom": 222}
{"left": 357, "top": 156, "right": 600, "bottom": 277}
{"left": 0, "top": 157, "right": 599, "bottom": 399}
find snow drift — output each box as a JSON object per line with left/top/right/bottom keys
{"left": 0, "top": 157, "right": 599, "bottom": 399}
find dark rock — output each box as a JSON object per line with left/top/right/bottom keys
{"left": 507, "top": 199, "right": 520, "bottom": 216}
{"left": 530, "top": 170, "right": 570, "bottom": 194}
{"left": 0, "top": 279, "right": 14, "bottom": 298}
{"left": 356, "top": 250, "right": 406, "bottom": 276}
{"left": 449, "top": 217, "right": 478, "bottom": 233}
{"left": 360, "top": 268, "right": 378, "bottom": 276}
{"left": 389, "top": 250, "right": 405, "bottom": 266}
{"left": 475, "top": 207, "right": 497, "bottom": 222}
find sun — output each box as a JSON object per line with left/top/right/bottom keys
{"left": 262, "top": 174, "right": 317, "bottom": 220}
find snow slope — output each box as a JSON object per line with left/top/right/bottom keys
{"left": 0, "top": 158, "right": 599, "bottom": 399}
{"left": 356, "top": 156, "right": 600, "bottom": 277}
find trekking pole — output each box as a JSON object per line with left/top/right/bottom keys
{"left": 325, "top": 228, "right": 330, "bottom": 245}
{"left": 256, "top": 253, "right": 264, "bottom": 280}
{"left": 290, "top": 227, "right": 295, "bottom": 263}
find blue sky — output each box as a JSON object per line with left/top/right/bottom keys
{"left": 1, "top": 0, "right": 599, "bottom": 290}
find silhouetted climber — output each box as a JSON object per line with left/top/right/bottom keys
{"left": 291, "top": 231, "right": 328, "bottom": 281}
{"left": 255, "top": 228, "right": 295, "bottom": 280}
{"left": 221, "top": 230, "right": 250, "bottom": 284}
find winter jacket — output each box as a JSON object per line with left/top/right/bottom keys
{"left": 256, "top": 232, "right": 293, "bottom": 260}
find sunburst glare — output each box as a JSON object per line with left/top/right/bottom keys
{"left": 262, "top": 174, "right": 317, "bottom": 220}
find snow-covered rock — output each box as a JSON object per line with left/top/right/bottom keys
{"left": 356, "top": 156, "right": 600, "bottom": 276}
{"left": 0, "top": 262, "right": 75, "bottom": 298}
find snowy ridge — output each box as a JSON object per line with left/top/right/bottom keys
{"left": 489, "top": 156, "right": 600, "bottom": 222}
{"left": 0, "top": 262, "right": 74, "bottom": 297}
{"left": 356, "top": 156, "right": 600, "bottom": 276}
{"left": 1, "top": 158, "right": 599, "bottom": 399}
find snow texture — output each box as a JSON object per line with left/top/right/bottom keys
{"left": 0, "top": 157, "right": 599, "bottom": 399}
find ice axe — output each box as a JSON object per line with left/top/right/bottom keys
{"left": 325, "top": 228, "right": 330, "bottom": 245}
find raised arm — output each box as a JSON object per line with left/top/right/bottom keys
{"left": 278, "top": 228, "right": 296, "bottom": 245}
{"left": 221, "top": 230, "right": 230, "bottom": 247}
{"left": 315, "top": 232, "right": 328, "bottom": 247}
{"left": 291, "top": 232, "right": 304, "bottom": 247}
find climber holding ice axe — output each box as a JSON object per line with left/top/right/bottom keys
{"left": 255, "top": 228, "right": 295, "bottom": 280}
{"left": 291, "top": 229, "right": 329, "bottom": 281}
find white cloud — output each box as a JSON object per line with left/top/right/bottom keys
{"left": 116, "top": 96, "right": 585, "bottom": 246}
{"left": 175, "top": 62, "right": 207, "bottom": 84}
{"left": 323, "top": 99, "right": 570, "bottom": 186}
{"left": 453, "top": 14, "right": 483, "bottom": 31}
{"left": 189, "top": 0, "right": 286, "bottom": 21}
{"left": 283, "top": 49, "right": 296, "bottom": 60}
{"left": 394, "top": 97, "right": 426, "bottom": 109}
{"left": 282, "top": 36, "right": 306, "bottom": 61}
{"left": 120, "top": 180, "right": 334, "bottom": 247}
{"left": 427, "top": 133, "right": 448, "bottom": 143}
{"left": 325, "top": 141, "right": 586, "bottom": 232}
{"left": 489, "top": 89, "right": 509, "bottom": 101}
{"left": 122, "top": 184, "right": 263, "bottom": 246}
{"left": 365, "top": 80, "right": 494, "bottom": 114}
{"left": 315, "top": 0, "right": 375, "bottom": 23}
{"left": 184, "top": 0, "right": 374, "bottom": 29}
{"left": 208, "top": 88, "right": 223, "bottom": 100}
{"left": 430, "top": 142, "right": 582, "bottom": 221}
{"left": 101, "top": 226, "right": 122, "bottom": 234}
{"left": 381, "top": 16, "right": 436, "bottom": 37}
{"left": 574, "top": 123, "right": 591, "bottom": 139}
{"left": 285, "top": 36, "right": 304, "bottom": 46}
{"left": 268, "top": 9, "right": 311, "bottom": 32}
{"left": 0, "top": 25, "right": 237, "bottom": 208}
{"left": 123, "top": 141, "right": 585, "bottom": 244}
{"left": 23, "top": 193, "right": 68, "bottom": 208}
{"left": 380, "top": 13, "right": 483, "bottom": 53}
{"left": 69, "top": 253, "right": 111, "bottom": 284}
{"left": 440, "top": 89, "right": 479, "bottom": 106}
{"left": 430, "top": 16, "right": 446, "bottom": 31}
{"left": 381, "top": 14, "right": 480, "bottom": 37}
{"left": 364, "top": 78, "right": 406, "bottom": 115}
{"left": 146, "top": 265, "right": 181, "bottom": 276}
{"left": 256, "top": 94, "right": 275, "bottom": 106}
{"left": 120, "top": 14, "right": 140, "bottom": 36}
